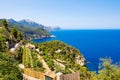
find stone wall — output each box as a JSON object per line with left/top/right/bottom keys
{"left": 24, "top": 68, "right": 44, "bottom": 80}
{"left": 60, "top": 72, "right": 80, "bottom": 80}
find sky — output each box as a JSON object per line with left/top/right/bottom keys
{"left": 0, "top": 0, "right": 120, "bottom": 29}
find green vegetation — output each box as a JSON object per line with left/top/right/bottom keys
{"left": 38, "top": 40, "right": 85, "bottom": 74}
{"left": 0, "top": 52, "right": 23, "bottom": 80}
{"left": 22, "top": 46, "right": 33, "bottom": 68}
{"left": 1, "top": 19, "right": 8, "bottom": 30}
{"left": 2, "top": 19, "right": 8, "bottom": 27}
{"left": 0, "top": 19, "right": 120, "bottom": 80}
{"left": 0, "top": 19, "right": 23, "bottom": 80}
{"left": 0, "top": 20, "right": 23, "bottom": 43}
{"left": 37, "top": 40, "right": 120, "bottom": 80}
{"left": 0, "top": 27, "right": 10, "bottom": 40}
{"left": 89, "top": 58, "right": 120, "bottom": 80}
{"left": 22, "top": 46, "right": 45, "bottom": 72}
{"left": 0, "top": 19, "right": 51, "bottom": 40}
{"left": 11, "top": 27, "right": 23, "bottom": 41}
{"left": 0, "top": 33, "right": 6, "bottom": 52}
{"left": 31, "top": 51, "right": 44, "bottom": 71}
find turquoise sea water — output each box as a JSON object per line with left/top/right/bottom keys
{"left": 32, "top": 30, "right": 120, "bottom": 71}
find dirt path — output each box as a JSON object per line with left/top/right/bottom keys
{"left": 37, "top": 54, "right": 51, "bottom": 73}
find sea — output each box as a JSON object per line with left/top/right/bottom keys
{"left": 32, "top": 30, "right": 120, "bottom": 71}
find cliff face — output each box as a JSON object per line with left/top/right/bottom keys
{"left": 75, "top": 55, "right": 86, "bottom": 66}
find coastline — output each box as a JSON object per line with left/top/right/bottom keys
{"left": 31, "top": 30, "right": 120, "bottom": 72}
{"left": 31, "top": 34, "right": 56, "bottom": 41}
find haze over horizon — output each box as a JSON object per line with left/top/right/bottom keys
{"left": 0, "top": 0, "right": 120, "bottom": 29}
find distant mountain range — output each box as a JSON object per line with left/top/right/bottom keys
{"left": 0, "top": 18, "right": 61, "bottom": 40}
{"left": 7, "top": 19, "right": 61, "bottom": 31}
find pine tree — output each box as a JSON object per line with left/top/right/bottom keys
{"left": 1, "top": 19, "right": 10, "bottom": 32}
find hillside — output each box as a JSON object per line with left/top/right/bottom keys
{"left": 7, "top": 19, "right": 45, "bottom": 28}
{"left": 7, "top": 19, "right": 61, "bottom": 31}
{"left": 20, "top": 40, "right": 88, "bottom": 79}
{"left": 20, "top": 40, "right": 86, "bottom": 72}
{"left": 0, "top": 21, "right": 23, "bottom": 79}
{"left": 38, "top": 40, "right": 86, "bottom": 73}
{"left": 0, "top": 19, "right": 51, "bottom": 40}
{"left": 0, "top": 20, "right": 87, "bottom": 79}
{"left": 0, "top": 19, "right": 120, "bottom": 80}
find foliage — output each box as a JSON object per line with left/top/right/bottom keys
{"left": 0, "top": 19, "right": 51, "bottom": 40}
{"left": 10, "top": 27, "right": 23, "bottom": 41}
{"left": 1, "top": 19, "right": 120, "bottom": 79}
{"left": 31, "top": 51, "right": 44, "bottom": 69}
{"left": 38, "top": 41, "right": 120, "bottom": 79}
{"left": 0, "top": 52, "right": 22, "bottom": 80}
{"left": 11, "top": 27, "right": 18, "bottom": 39}
{"left": 1, "top": 19, "right": 8, "bottom": 29}
{"left": 0, "top": 34, "right": 6, "bottom": 52}
{"left": 46, "top": 59, "right": 54, "bottom": 70}
{"left": 38, "top": 40, "right": 85, "bottom": 73}
{"left": 94, "top": 58, "right": 120, "bottom": 80}
{"left": 15, "top": 47, "right": 23, "bottom": 63}
{"left": 22, "top": 46, "right": 33, "bottom": 68}
{"left": 22, "top": 46, "right": 45, "bottom": 72}
{"left": 0, "top": 20, "right": 23, "bottom": 42}
{"left": 0, "top": 26, "right": 10, "bottom": 40}
{"left": 88, "top": 58, "right": 120, "bottom": 80}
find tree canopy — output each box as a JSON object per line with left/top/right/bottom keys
{"left": 0, "top": 52, "right": 23, "bottom": 80}
{"left": 0, "top": 33, "right": 6, "bottom": 52}
{"left": 2, "top": 19, "right": 8, "bottom": 28}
